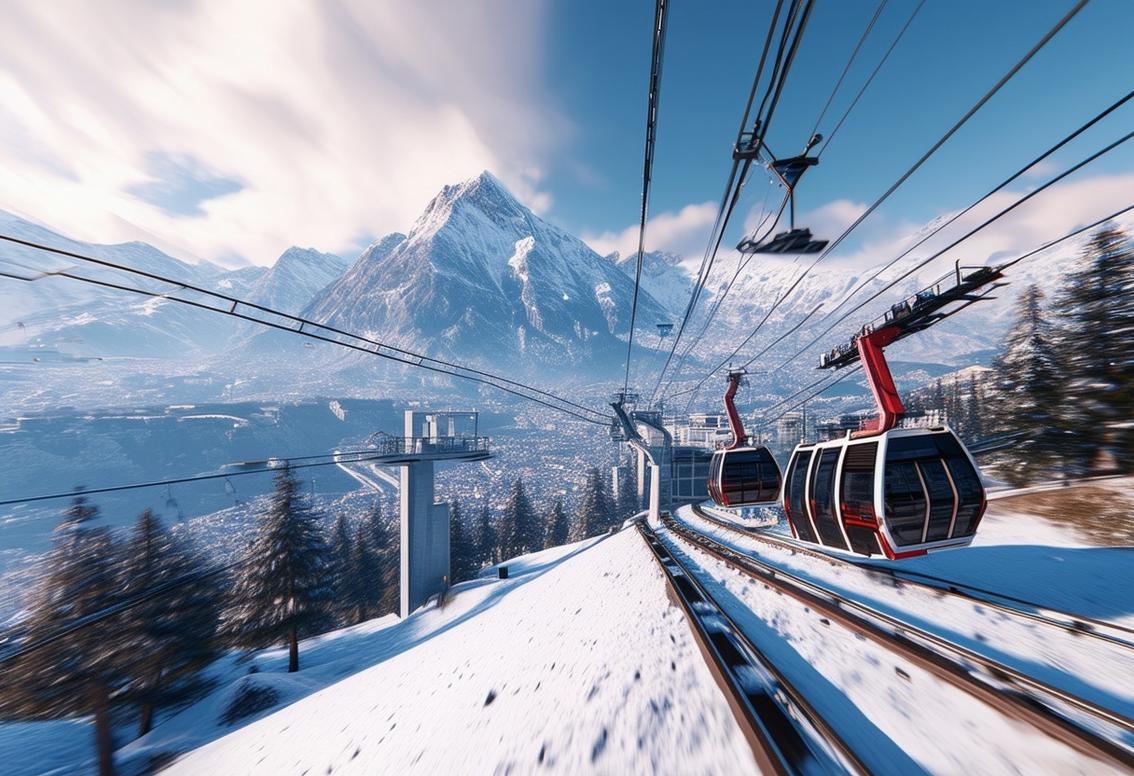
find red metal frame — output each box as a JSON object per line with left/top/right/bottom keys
{"left": 852, "top": 326, "right": 905, "bottom": 437}
{"left": 723, "top": 371, "right": 746, "bottom": 450}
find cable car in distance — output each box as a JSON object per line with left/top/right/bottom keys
{"left": 781, "top": 268, "right": 1003, "bottom": 559}
{"left": 707, "top": 370, "right": 783, "bottom": 508}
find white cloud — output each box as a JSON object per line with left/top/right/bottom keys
{"left": 822, "top": 171, "right": 1134, "bottom": 276}
{"left": 0, "top": 0, "right": 563, "bottom": 266}
{"left": 583, "top": 201, "right": 717, "bottom": 265}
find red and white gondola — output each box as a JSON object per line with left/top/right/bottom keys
{"left": 782, "top": 266, "right": 1003, "bottom": 559}
{"left": 707, "top": 370, "right": 783, "bottom": 508}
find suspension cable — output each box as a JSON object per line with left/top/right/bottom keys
{"left": 681, "top": 301, "right": 823, "bottom": 413}
{"left": 773, "top": 125, "right": 1134, "bottom": 371}
{"left": 647, "top": 0, "right": 791, "bottom": 405}
{"left": 622, "top": 0, "right": 670, "bottom": 395}
{"left": 758, "top": 200, "right": 1134, "bottom": 426}
{"left": 661, "top": 0, "right": 921, "bottom": 402}
{"left": 818, "top": 0, "right": 926, "bottom": 157}
{"left": 687, "top": 0, "right": 1088, "bottom": 402}
{"left": 649, "top": 0, "right": 814, "bottom": 404}
{"left": 807, "top": 0, "right": 889, "bottom": 144}
{"left": 0, "top": 450, "right": 393, "bottom": 507}
{"left": 816, "top": 87, "right": 1134, "bottom": 337}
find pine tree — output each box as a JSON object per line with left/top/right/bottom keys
{"left": 515, "top": 480, "right": 543, "bottom": 555}
{"left": 222, "top": 469, "right": 334, "bottom": 672}
{"left": 4, "top": 497, "right": 127, "bottom": 776}
{"left": 616, "top": 466, "right": 639, "bottom": 523}
{"left": 570, "top": 467, "right": 610, "bottom": 541}
{"left": 1053, "top": 225, "right": 1134, "bottom": 472}
{"left": 118, "top": 509, "right": 220, "bottom": 737}
{"left": 327, "top": 514, "right": 353, "bottom": 625}
{"left": 448, "top": 501, "right": 478, "bottom": 583}
{"left": 930, "top": 379, "right": 946, "bottom": 418}
{"left": 472, "top": 505, "right": 497, "bottom": 567}
{"left": 966, "top": 373, "right": 985, "bottom": 441}
{"left": 362, "top": 501, "right": 398, "bottom": 616}
{"left": 989, "top": 285, "right": 1064, "bottom": 484}
{"left": 498, "top": 479, "right": 539, "bottom": 559}
{"left": 344, "top": 524, "right": 379, "bottom": 624}
{"left": 543, "top": 498, "right": 570, "bottom": 549}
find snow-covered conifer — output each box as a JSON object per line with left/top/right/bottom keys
{"left": 327, "top": 514, "right": 353, "bottom": 624}
{"left": 118, "top": 508, "right": 221, "bottom": 736}
{"left": 570, "top": 467, "right": 610, "bottom": 541}
{"left": 3, "top": 497, "right": 127, "bottom": 775}
{"left": 498, "top": 479, "right": 538, "bottom": 559}
{"left": 449, "top": 501, "right": 478, "bottom": 582}
{"left": 345, "top": 523, "right": 379, "bottom": 623}
{"left": 989, "top": 285, "right": 1064, "bottom": 484}
{"left": 1053, "top": 225, "right": 1134, "bottom": 471}
{"left": 543, "top": 497, "right": 570, "bottom": 550}
{"left": 362, "top": 501, "right": 398, "bottom": 615}
{"left": 472, "top": 505, "right": 497, "bottom": 567}
{"left": 222, "top": 469, "right": 334, "bottom": 672}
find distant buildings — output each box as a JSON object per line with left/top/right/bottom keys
{"left": 666, "top": 413, "right": 731, "bottom": 448}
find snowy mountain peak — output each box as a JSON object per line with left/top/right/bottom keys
{"left": 361, "top": 233, "right": 407, "bottom": 263}
{"left": 607, "top": 250, "right": 693, "bottom": 317}
{"left": 247, "top": 247, "right": 348, "bottom": 315}
{"left": 303, "top": 172, "right": 669, "bottom": 376}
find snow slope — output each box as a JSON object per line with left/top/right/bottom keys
{"left": 129, "top": 531, "right": 755, "bottom": 775}
{"left": 608, "top": 249, "right": 693, "bottom": 317}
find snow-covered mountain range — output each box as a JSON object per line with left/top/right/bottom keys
{"left": 0, "top": 171, "right": 1100, "bottom": 407}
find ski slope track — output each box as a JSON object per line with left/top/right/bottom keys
{"left": 151, "top": 531, "right": 758, "bottom": 775}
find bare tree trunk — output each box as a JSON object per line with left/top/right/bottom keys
{"left": 288, "top": 626, "right": 299, "bottom": 673}
{"left": 137, "top": 701, "right": 154, "bottom": 738}
{"left": 92, "top": 680, "right": 115, "bottom": 776}
{"left": 137, "top": 667, "right": 163, "bottom": 737}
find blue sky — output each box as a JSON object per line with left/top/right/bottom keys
{"left": 1, "top": 0, "right": 1132, "bottom": 267}
{"left": 551, "top": 0, "right": 1134, "bottom": 259}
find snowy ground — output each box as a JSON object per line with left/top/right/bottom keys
{"left": 6, "top": 482, "right": 1131, "bottom": 775}
{"left": 671, "top": 494, "right": 1134, "bottom": 726}
{"left": 657, "top": 522, "right": 1129, "bottom": 775}
{"left": 24, "top": 529, "right": 751, "bottom": 775}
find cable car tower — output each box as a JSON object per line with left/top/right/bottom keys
{"left": 611, "top": 391, "right": 673, "bottom": 521}
{"left": 735, "top": 132, "right": 828, "bottom": 254}
{"left": 783, "top": 263, "right": 1007, "bottom": 559}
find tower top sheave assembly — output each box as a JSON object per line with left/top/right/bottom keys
{"left": 735, "top": 132, "right": 829, "bottom": 255}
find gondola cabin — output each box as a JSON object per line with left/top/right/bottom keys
{"left": 707, "top": 446, "right": 781, "bottom": 507}
{"left": 782, "top": 426, "right": 985, "bottom": 559}
{"left": 706, "top": 369, "right": 783, "bottom": 509}
{"left": 780, "top": 267, "right": 1005, "bottom": 559}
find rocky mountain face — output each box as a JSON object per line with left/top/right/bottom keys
{"left": 303, "top": 171, "right": 669, "bottom": 377}
{"left": 607, "top": 249, "right": 692, "bottom": 320}
{"left": 246, "top": 247, "right": 347, "bottom": 315}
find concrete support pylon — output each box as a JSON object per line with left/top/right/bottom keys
{"left": 647, "top": 462, "right": 662, "bottom": 525}
{"left": 635, "top": 447, "right": 647, "bottom": 505}
{"left": 399, "top": 460, "right": 450, "bottom": 617}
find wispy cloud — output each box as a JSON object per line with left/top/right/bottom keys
{"left": 583, "top": 201, "right": 717, "bottom": 265}
{"left": 0, "top": 0, "right": 563, "bottom": 265}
